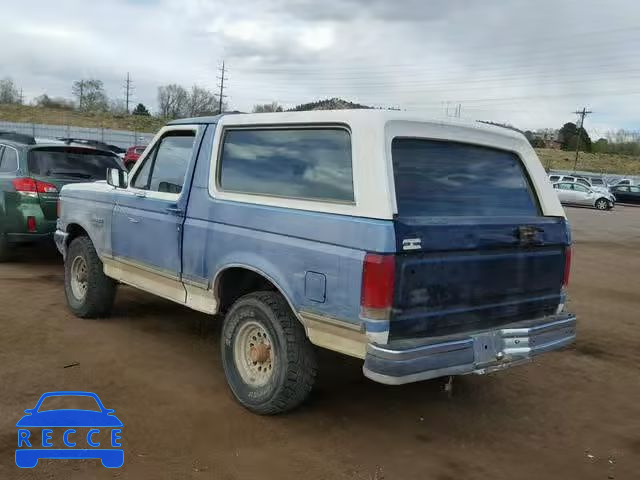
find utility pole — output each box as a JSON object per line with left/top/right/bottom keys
{"left": 18, "top": 88, "right": 24, "bottom": 105}
{"left": 572, "top": 107, "right": 592, "bottom": 172}
{"left": 79, "top": 80, "right": 84, "bottom": 110}
{"left": 124, "top": 72, "right": 134, "bottom": 114}
{"left": 217, "top": 61, "right": 228, "bottom": 114}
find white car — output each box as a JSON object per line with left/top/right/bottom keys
{"left": 548, "top": 175, "right": 610, "bottom": 195}
{"left": 552, "top": 182, "right": 615, "bottom": 210}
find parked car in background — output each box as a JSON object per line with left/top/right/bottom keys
{"left": 58, "top": 138, "right": 126, "bottom": 158}
{"left": 552, "top": 182, "right": 615, "bottom": 210}
{"left": 548, "top": 174, "right": 610, "bottom": 195}
{"left": 611, "top": 178, "right": 637, "bottom": 187}
{"left": 610, "top": 185, "right": 640, "bottom": 204}
{"left": 123, "top": 145, "right": 147, "bottom": 170}
{"left": 55, "top": 111, "right": 576, "bottom": 415}
{"left": 0, "top": 131, "right": 36, "bottom": 144}
{"left": 585, "top": 177, "right": 610, "bottom": 189}
{"left": 0, "top": 140, "right": 123, "bottom": 261}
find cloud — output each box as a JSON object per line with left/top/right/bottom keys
{"left": 0, "top": 0, "right": 638, "bottom": 133}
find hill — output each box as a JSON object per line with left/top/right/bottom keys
{"left": 535, "top": 148, "right": 640, "bottom": 175}
{"left": 0, "top": 104, "right": 164, "bottom": 132}
{"left": 289, "top": 98, "right": 373, "bottom": 111}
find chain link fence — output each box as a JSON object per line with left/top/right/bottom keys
{"left": 0, "top": 120, "right": 155, "bottom": 149}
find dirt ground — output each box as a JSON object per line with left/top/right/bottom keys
{"left": 1, "top": 206, "right": 639, "bottom": 480}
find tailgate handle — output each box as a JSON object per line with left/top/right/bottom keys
{"left": 517, "top": 226, "right": 543, "bottom": 245}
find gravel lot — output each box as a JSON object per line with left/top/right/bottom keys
{"left": 1, "top": 206, "right": 638, "bottom": 480}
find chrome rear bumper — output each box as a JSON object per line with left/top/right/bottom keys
{"left": 363, "top": 314, "right": 576, "bottom": 385}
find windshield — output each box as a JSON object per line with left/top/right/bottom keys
{"left": 28, "top": 147, "right": 120, "bottom": 180}
{"left": 37, "top": 395, "right": 101, "bottom": 412}
{"left": 392, "top": 138, "right": 540, "bottom": 217}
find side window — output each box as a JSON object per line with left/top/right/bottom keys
{"left": 616, "top": 186, "right": 630, "bottom": 192}
{"left": 549, "top": 176, "right": 559, "bottom": 182}
{"left": 630, "top": 186, "right": 640, "bottom": 193}
{"left": 132, "top": 131, "right": 196, "bottom": 194}
{"left": 219, "top": 127, "right": 353, "bottom": 202}
{"left": 0, "top": 146, "right": 18, "bottom": 173}
{"left": 577, "top": 178, "right": 589, "bottom": 187}
{"left": 573, "top": 184, "right": 589, "bottom": 193}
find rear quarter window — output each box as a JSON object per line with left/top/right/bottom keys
{"left": 218, "top": 127, "right": 354, "bottom": 202}
{"left": 391, "top": 138, "right": 540, "bottom": 217}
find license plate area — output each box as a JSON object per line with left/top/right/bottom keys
{"left": 472, "top": 331, "right": 502, "bottom": 366}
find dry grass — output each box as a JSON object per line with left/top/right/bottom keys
{"left": 0, "top": 104, "right": 164, "bottom": 133}
{"left": 535, "top": 148, "right": 640, "bottom": 175}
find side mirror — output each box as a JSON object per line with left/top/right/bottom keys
{"left": 107, "top": 168, "right": 128, "bottom": 189}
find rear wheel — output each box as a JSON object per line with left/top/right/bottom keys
{"left": 221, "top": 291, "right": 317, "bottom": 415}
{"left": 64, "top": 236, "right": 116, "bottom": 318}
{"left": 595, "top": 198, "right": 610, "bottom": 210}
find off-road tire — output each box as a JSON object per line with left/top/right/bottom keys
{"left": 221, "top": 291, "right": 317, "bottom": 415}
{"left": 64, "top": 235, "right": 116, "bottom": 318}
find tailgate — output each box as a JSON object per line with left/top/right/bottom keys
{"left": 391, "top": 217, "right": 569, "bottom": 340}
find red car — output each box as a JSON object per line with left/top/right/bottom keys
{"left": 123, "top": 145, "right": 147, "bottom": 170}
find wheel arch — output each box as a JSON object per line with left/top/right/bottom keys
{"left": 213, "top": 263, "right": 302, "bottom": 323}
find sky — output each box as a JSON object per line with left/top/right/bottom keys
{"left": 1, "top": 0, "right": 639, "bottom": 136}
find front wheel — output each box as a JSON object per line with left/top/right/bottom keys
{"left": 595, "top": 198, "right": 610, "bottom": 210}
{"left": 64, "top": 236, "right": 116, "bottom": 318}
{"left": 221, "top": 291, "right": 317, "bottom": 415}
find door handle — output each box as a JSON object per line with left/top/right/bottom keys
{"left": 166, "top": 206, "right": 183, "bottom": 215}
{"left": 134, "top": 191, "right": 146, "bottom": 198}
{"left": 128, "top": 217, "right": 140, "bottom": 224}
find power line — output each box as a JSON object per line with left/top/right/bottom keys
{"left": 573, "top": 107, "right": 593, "bottom": 171}
{"left": 217, "top": 61, "right": 228, "bottom": 114}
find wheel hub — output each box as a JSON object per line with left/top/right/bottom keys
{"left": 70, "top": 255, "right": 88, "bottom": 300}
{"left": 233, "top": 321, "right": 275, "bottom": 387}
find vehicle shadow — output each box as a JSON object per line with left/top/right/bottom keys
{"left": 5, "top": 241, "right": 61, "bottom": 266}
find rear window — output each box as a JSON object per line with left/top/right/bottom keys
{"left": 219, "top": 128, "right": 354, "bottom": 202}
{"left": 28, "top": 147, "right": 121, "bottom": 180}
{"left": 392, "top": 138, "right": 539, "bottom": 217}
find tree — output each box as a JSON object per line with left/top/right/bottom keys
{"left": 186, "top": 85, "right": 218, "bottom": 116}
{"left": 558, "top": 122, "right": 592, "bottom": 152}
{"left": 132, "top": 103, "right": 150, "bottom": 116}
{"left": 157, "top": 84, "right": 188, "bottom": 118}
{"left": 72, "top": 79, "right": 109, "bottom": 112}
{"left": 0, "top": 77, "right": 20, "bottom": 104}
{"left": 33, "top": 94, "right": 75, "bottom": 110}
{"left": 109, "top": 99, "right": 128, "bottom": 115}
{"left": 253, "top": 101, "right": 283, "bottom": 113}
{"left": 593, "top": 138, "right": 609, "bottom": 153}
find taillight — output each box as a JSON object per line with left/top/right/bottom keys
{"left": 36, "top": 181, "right": 58, "bottom": 194}
{"left": 563, "top": 246, "right": 572, "bottom": 287}
{"left": 27, "top": 216, "right": 37, "bottom": 232}
{"left": 12, "top": 178, "right": 37, "bottom": 193}
{"left": 12, "top": 178, "right": 57, "bottom": 194}
{"left": 361, "top": 253, "right": 395, "bottom": 320}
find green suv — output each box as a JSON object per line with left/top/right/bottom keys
{"left": 0, "top": 139, "right": 123, "bottom": 261}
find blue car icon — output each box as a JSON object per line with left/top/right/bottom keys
{"left": 16, "top": 391, "right": 123, "bottom": 468}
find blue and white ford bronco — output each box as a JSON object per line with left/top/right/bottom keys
{"left": 55, "top": 111, "right": 576, "bottom": 414}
